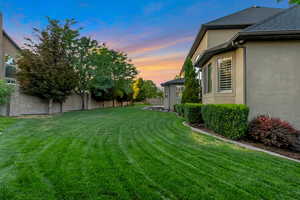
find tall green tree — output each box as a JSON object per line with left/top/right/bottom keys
{"left": 132, "top": 78, "right": 162, "bottom": 102}
{"left": 90, "top": 46, "right": 138, "bottom": 106}
{"left": 73, "top": 36, "right": 99, "bottom": 110}
{"left": 181, "top": 58, "right": 200, "bottom": 104}
{"left": 17, "top": 18, "right": 79, "bottom": 112}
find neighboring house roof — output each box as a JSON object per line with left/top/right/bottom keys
{"left": 187, "top": 6, "right": 284, "bottom": 59}
{"left": 3, "top": 30, "right": 21, "bottom": 51}
{"left": 161, "top": 79, "right": 184, "bottom": 87}
{"left": 195, "top": 5, "right": 300, "bottom": 68}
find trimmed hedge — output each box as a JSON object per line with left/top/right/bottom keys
{"left": 174, "top": 104, "right": 185, "bottom": 116}
{"left": 202, "top": 104, "right": 249, "bottom": 139}
{"left": 184, "top": 103, "right": 203, "bottom": 124}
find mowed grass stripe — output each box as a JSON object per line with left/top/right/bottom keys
{"left": 0, "top": 106, "right": 300, "bottom": 200}
{"left": 132, "top": 112, "right": 256, "bottom": 200}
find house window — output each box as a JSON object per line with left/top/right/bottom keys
{"left": 4, "top": 54, "right": 17, "bottom": 85}
{"left": 217, "top": 58, "right": 232, "bottom": 92}
{"left": 202, "top": 63, "right": 212, "bottom": 94}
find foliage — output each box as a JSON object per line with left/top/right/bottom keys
{"left": 90, "top": 46, "right": 138, "bottom": 106}
{"left": 174, "top": 104, "right": 185, "bottom": 116}
{"left": 0, "top": 80, "right": 13, "bottom": 105}
{"left": 184, "top": 103, "right": 203, "bottom": 124}
{"left": 132, "top": 78, "right": 143, "bottom": 101}
{"left": 202, "top": 104, "right": 249, "bottom": 139}
{"left": 133, "top": 78, "right": 162, "bottom": 102}
{"left": 182, "top": 58, "right": 200, "bottom": 104}
{"left": 73, "top": 36, "right": 99, "bottom": 109}
{"left": 277, "top": 0, "right": 300, "bottom": 4}
{"left": 17, "top": 18, "right": 79, "bottom": 104}
{"left": 248, "top": 115, "right": 300, "bottom": 150}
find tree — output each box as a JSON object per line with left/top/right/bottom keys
{"left": 73, "top": 36, "right": 99, "bottom": 110}
{"left": 277, "top": 0, "right": 300, "bottom": 4}
{"left": 0, "top": 80, "right": 14, "bottom": 105}
{"left": 90, "top": 46, "right": 138, "bottom": 106}
{"left": 17, "top": 18, "right": 79, "bottom": 113}
{"left": 181, "top": 58, "right": 200, "bottom": 104}
{"left": 132, "top": 78, "right": 162, "bottom": 102}
{"left": 132, "top": 78, "right": 144, "bottom": 101}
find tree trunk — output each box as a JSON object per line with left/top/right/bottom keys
{"left": 80, "top": 94, "right": 85, "bottom": 110}
{"left": 121, "top": 101, "right": 123, "bottom": 107}
{"left": 59, "top": 102, "right": 63, "bottom": 113}
{"left": 48, "top": 99, "right": 53, "bottom": 115}
{"left": 113, "top": 99, "right": 115, "bottom": 107}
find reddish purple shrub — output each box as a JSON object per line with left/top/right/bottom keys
{"left": 248, "top": 115, "right": 300, "bottom": 149}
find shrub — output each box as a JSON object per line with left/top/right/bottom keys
{"left": 202, "top": 104, "right": 249, "bottom": 139}
{"left": 248, "top": 115, "right": 300, "bottom": 150}
{"left": 174, "top": 104, "right": 179, "bottom": 112}
{"left": 184, "top": 103, "right": 203, "bottom": 124}
{"left": 174, "top": 104, "right": 185, "bottom": 116}
{"left": 0, "top": 80, "right": 13, "bottom": 105}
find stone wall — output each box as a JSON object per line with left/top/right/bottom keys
{"left": 0, "top": 86, "right": 129, "bottom": 116}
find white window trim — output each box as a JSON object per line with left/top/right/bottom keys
{"left": 217, "top": 57, "right": 233, "bottom": 93}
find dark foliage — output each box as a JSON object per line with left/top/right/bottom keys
{"left": 184, "top": 103, "right": 203, "bottom": 124}
{"left": 248, "top": 115, "right": 300, "bottom": 150}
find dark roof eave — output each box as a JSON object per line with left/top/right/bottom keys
{"left": 194, "top": 43, "right": 236, "bottom": 68}
{"left": 187, "top": 24, "right": 251, "bottom": 59}
{"left": 236, "top": 30, "right": 300, "bottom": 41}
{"left": 161, "top": 79, "right": 185, "bottom": 87}
{"left": 195, "top": 30, "right": 300, "bottom": 68}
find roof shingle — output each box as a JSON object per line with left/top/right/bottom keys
{"left": 242, "top": 5, "right": 300, "bottom": 33}
{"left": 206, "top": 6, "right": 284, "bottom": 27}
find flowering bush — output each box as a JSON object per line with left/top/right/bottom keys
{"left": 248, "top": 115, "right": 300, "bottom": 149}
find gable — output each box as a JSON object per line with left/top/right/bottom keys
{"left": 3, "top": 31, "right": 20, "bottom": 59}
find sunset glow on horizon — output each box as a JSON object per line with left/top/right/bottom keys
{"left": 1, "top": 0, "right": 288, "bottom": 86}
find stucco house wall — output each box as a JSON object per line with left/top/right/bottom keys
{"left": 191, "top": 29, "right": 241, "bottom": 64}
{"left": 245, "top": 41, "right": 300, "bottom": 129}
{"left": 163, "top": 85, "right": 183, "bottom": 111}
{"left": 207, "top": 29, "right": 241, "bottom": 48}
{"left": 0, "top": 14, "right": 4, "bottom": 79}
{"left": 202, "top": 49, "right": 245, "bottom": 105}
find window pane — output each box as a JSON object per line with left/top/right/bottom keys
{"left": 218, "top": 58, "right": 232, "bottom": 91}
{"left": 208, "top": 64, "right": 212, "bottom": 93}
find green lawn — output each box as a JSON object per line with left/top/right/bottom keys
{"left": 0, "top": 106, "right": 300, "bottom": 200}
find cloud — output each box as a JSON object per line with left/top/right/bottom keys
{"left": 122, "top": 35, "right": 193, "bottom": 56}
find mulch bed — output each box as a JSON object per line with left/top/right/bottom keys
{"left": 190, "top": 123, "right": 300, "bottom": 161}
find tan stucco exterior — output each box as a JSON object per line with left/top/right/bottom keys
{"left": 207, "top": 29, "right": 241, "bottom": 48}
{"left": 198, "top": 40, "right": 300, "bottom": 129}
{"left": 0, "top": 14, "right": 4, "bottom": 79}
{"left": 163, "top": 85, "right": 183, "bottom": 111}
{"left": 201, "top": 49, "right": 245, "bottom": 105}
{"left": 0, "top": 15, "right": 20, "bottom": 79}
{"left": 245, "top": 41, "right": 300, "bottom": 129}
{"left": 191, "top": 29, "right": 241, "bottom": 64}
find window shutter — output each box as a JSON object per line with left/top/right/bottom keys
{"left": 218, "top": 58, "right": 232, "bottom": 92}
